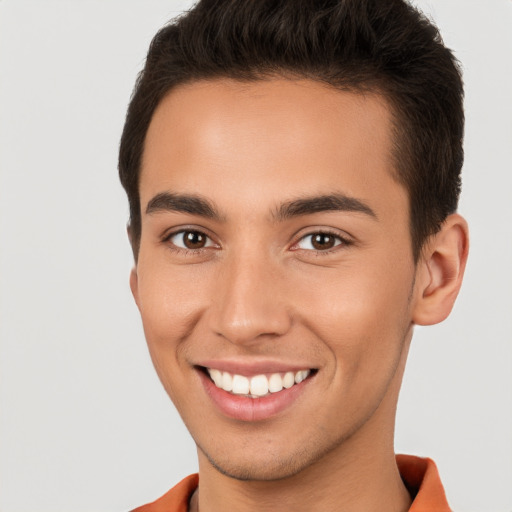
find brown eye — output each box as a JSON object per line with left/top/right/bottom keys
{"left": 183, "top": 231, "right": 206, "bottom": 249}
{"left": 295, "top": 232, "right": 345, "bottom": 251}
{"left": 168, "top": 230, "right": 214, "bottom": 250}
{"left": 311, "top": 233, "right": 336, "bottom": 250}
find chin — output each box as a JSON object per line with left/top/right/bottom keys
{"left": 206, "top": 454, "right": 306, "bottom": 482}
{"left": 198, "top": 440, "right": 337, "bottom": 482}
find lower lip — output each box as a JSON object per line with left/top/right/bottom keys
{"left": 198, "top": 370, "right": 312, "bottom": 422}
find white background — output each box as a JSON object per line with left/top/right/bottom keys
{"left": 0, "top": 1, "right": 511, "bottom": 511}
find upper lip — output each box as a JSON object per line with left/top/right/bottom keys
{"left": 196, "top": 359, "right": 316, "bottom": 376}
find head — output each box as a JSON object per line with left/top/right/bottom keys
{"left": 119, "top": 0, "right": 464, "bottom": 262}
{"left": 119, "top": 0, "right": 468, "bottom": 483}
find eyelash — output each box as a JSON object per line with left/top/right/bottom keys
{"left": 291, "top": 230, "right": 352, "bottom": 255}
{"left": 162, "top": 228, "right": 351, "bottom": 256}
{"left": 162, "top": 229, "right": 218, "bottom": 255}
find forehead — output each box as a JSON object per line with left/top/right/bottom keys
{"left": 140, "top": 78, "right": 405, "bottom": 218}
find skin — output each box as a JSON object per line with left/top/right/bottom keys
{"left": 130, "top": 78, "right": 468, "bottom": 512}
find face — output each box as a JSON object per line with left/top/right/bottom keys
{"left": 132, "top": 78, "right": 421, "bottom": 481}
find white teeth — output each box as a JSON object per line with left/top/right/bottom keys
{"left": 221, "top": 371, "right": 233, "bottom": 392}
{"left": 295, "top": 369, "right": 310, "bottom": 384}
{"left": 207, "top": 367, "right": 312, "bottom": 397}
{"left": 232, "top": 374, "right": 250, "bottom": 395}
{"left": 208, "top": 368, "right": 223, "bottom": 387}
{"left": 268, "top": 373, "right": 283, "bottom": 393}
{"left": 283, "top": 371, "right": 295, "bottom": 389}
{"left": 250, "top": 375, "right": 269, "bottom": 396}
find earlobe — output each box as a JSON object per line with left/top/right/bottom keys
{"left": 412, "top": 214, "right": 469, "bottom": 326}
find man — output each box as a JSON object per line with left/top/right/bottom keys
{"left": 119, "top": 0, "right": 469, "bottom": 510}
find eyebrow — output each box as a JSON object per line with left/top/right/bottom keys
{"left": 274, "top": 193, "right": 377, "bottom": 221}
{"left": 146, "top": 192, "right": 223, "bottom": 221}
{"left": 145, "top": 191, "right": 376, "bottom": 222}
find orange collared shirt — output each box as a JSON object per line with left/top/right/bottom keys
{"left": 397, "top": 455, "right": 452, "bottom": 511}
{"left": 131, "top": 455, "right": 451, "bottom": 512}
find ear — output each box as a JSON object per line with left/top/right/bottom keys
{"left": 127, "top": 225, "right": 140, "bottom": 309}
{"left": 126, "top": 223, "right": 139, "bottom": 263}
{"left": 130, "top": 266, "right": 140, "bottom": 309}
{"left": 412, "top": 213, "right": 469, "bottom": 326}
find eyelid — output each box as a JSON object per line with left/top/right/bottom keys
{"left": 161, "top": 226, "right": 220, "bottom": 251}
{"left": 290, "top": 228, "right": 353, "bottom": 252}
{"left": 161, "top": 224, "right": 214, "bottom": 240}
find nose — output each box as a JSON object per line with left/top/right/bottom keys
{"left": 208, "top": 254, "right": 292, "bottom": 345}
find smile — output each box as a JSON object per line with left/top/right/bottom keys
{"left": 207, "top": 368, "right": 312, "bottom": 398}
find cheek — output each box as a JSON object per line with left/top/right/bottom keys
{"left": 292, "top": 258, "right": 414, "bottom": 369}
{"left": 292, "top": 264, "right": 414, "bottom": 431}
{"left": 134, "top": 260, "right": 211, "bottom": 394}
{"left": 136, "top": 260, "right": 208, "bottom": 342}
